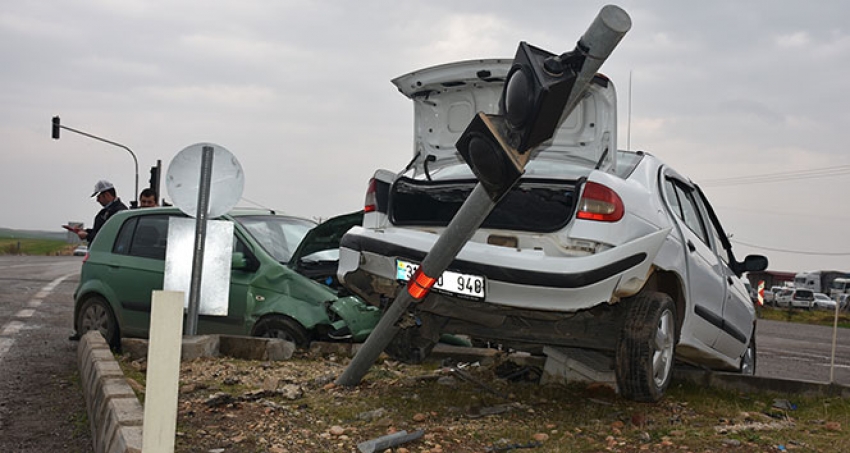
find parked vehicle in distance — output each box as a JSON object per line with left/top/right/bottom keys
{"left": 775, "top": 288, "right": 815, "bottom": 309}
{"left": 72, "top": 245, "right": 88, "bottom": 256}
{"left": 337, "top": 59, "right": 768, "bottom": 402}
{"left": 830, "top": 277, "right": 850, "bottom": 302}
{"left": 72, "top": 207, "right": 381, "bottom": 349}
{"left": 764, "top": 286, "right": 787, "bottom": 306}
{"left": 813, "top": 293, "right": 837, "bottom": 310}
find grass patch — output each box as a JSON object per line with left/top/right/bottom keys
{"left": 0, "top": 237, "right": 76, "bottom": 255}
{"left": 760, "top": 306, "right": 850, "bottom": 328}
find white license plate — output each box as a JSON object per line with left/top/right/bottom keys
{"left": 396, "top": 259, "right": 485, "bottom": 300}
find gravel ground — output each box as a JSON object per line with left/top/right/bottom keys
{"left": 117, "top": 346, "right": 850, "bottom": 453}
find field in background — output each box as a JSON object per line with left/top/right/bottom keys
{"left": 0, "top": 228, "right": 79, "bottom": 255}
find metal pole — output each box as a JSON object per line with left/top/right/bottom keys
{"left": 830, "top": 299, "right": 839, "bottom": 383}
{"left": 337, "top": 5, "right": 630, "bottom": 387}
{"left": 56, "top": 124, "right": 140, "bottom": 207}
{"left": 185, "top": 146, "right": 214, "bottom": 336}
{"left": 337, "top": 185, "right": 495, "bottom": 386}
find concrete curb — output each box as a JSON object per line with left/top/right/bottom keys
{"left": 78, "top": 331, "right": 143, "bottom": 453}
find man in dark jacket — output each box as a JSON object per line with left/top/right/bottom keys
{"left": 73, "top": 180, "right": 128, "bottom": 245}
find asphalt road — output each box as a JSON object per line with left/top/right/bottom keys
{"left": 1, "top": 255, "right": 849, "bottom": 452}
{"left": 757, "top": 316, "right": 850, "bottom": 385}
{"left": 0, "top": 255, "right": 92, "bottom": 453}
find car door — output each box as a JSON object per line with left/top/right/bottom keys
{"left": 693, "top": 187, "right": 752, "bottom": 359}
{"left": 108, "top": 214, "right": 169, "bottom": 337}
{"left": 662, "top": 174, "right": 726, "bottom": 349}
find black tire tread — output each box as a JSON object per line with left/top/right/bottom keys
{"left": 615, "top": 291, "right": 677, "bottom": 402}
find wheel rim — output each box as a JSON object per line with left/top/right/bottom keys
{"left": 652, "top": 309, "right": 675, "bottom": 388}
{"left": 81, "top": 303, "right": 110, "bottom": 338}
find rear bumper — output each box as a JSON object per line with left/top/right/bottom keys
{"left": 338, "top": 226, "right": 670, "bottom": 312}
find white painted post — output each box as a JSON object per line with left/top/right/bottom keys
{"left": 142, "top": 290, "right": 185, "bottom": 453}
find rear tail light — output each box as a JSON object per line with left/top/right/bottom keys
{"left": 364, "top": 178, "right": 377, "bottom": 213}
{"left": 576, "top": 181, "right": 624, "bottom": 222}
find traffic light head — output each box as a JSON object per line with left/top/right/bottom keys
{"left": 52, "top": 116, "right": 61, "bottom": 139}
{"left": 456, "top": 113, "right": 526, "bottom": 202}
{"left": 499, "top": 41, "right": 585, "bottom": 154}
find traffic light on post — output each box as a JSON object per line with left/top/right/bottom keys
{"left": 456, "top": 41, "right": 586, "bottom": 202}
{"left": 52, "top": 116, "right": 61, "bottom": 139}
{"left": 500, "top": 41, "right": 585, "bottom": 154}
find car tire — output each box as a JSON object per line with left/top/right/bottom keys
{"left": 77, "top": 295, "right": 120, "bottom": 349}
{"left": 252, "top": 315, "right": 311, "bottom": 348}
{"left": 739, "top": 330, "right": 756, "bottom": 375}
{"left": 615, "top": 291, "right": 677, "bottom": 402}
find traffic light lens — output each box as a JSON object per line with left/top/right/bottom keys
{"left": 503, "top": 66, "right": 533, "bottom": 129}
{"left": 468, "top": 133, "right": 508, "bottom": 187}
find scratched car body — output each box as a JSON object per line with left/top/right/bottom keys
{"left": 337, "top": 59, "right": 768, "bottom": 401}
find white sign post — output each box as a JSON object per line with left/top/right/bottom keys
{"left": 142, "top": 291, "right": 185, "bottom": 453}
{"left": 140, "top": 142, "right": 243, "bottom": 453}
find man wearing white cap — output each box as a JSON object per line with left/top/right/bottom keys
{"left": 71, "top": 179, "right": 128, "bottom": 244}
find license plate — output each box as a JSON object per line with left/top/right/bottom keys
{"left": 396, "top": 259, "right": 485, "bottom": 300}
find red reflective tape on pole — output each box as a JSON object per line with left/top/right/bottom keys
{"left": 407, "top": 267, "right": 437, "bottom": 299}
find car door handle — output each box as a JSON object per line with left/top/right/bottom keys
{"left": 686, "top": 240, "right": 696, "bottom": 252}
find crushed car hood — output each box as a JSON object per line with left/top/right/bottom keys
{"left": 391, "top": 58, "right": 618, "bottom": 174}
{"left": 290, "top": 211, "right": 364, "bottom": 264}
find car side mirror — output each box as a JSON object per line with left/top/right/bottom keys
{"left": 729, "top": 254, "right": 767, "bottom": 276}
{"left": 741, "top": 255, "right": 768, "bottom": 272}
{"left": 232, "top": 252, "right": 248, "bottom": 270}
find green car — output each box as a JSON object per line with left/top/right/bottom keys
{"left": 72, "top": 207, "right": 381, "bottom": 348}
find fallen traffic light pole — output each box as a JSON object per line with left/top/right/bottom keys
{"left": 337, "top": 5, "right": 632, "bottom": 387}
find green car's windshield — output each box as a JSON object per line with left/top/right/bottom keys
{"left": 234, "top": 215, "right": 316, "bottom": 263}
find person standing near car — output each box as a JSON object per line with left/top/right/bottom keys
{"left": 68, "top": 180, "right": 128, "bottom": 245}
{"left": 138, "top": 188, "right": 158, "bottom": 208}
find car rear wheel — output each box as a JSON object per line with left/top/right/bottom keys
{"left": 252, "top": 315, "right": 311, "bottom": 348}
{"left": 615, "top": 291, "right": 677, "bottom": 402}
{"left": 77, "top": 295, "right": 119, "bottom": 349}
{"left": 739, "top": 330, "right": 756, "bottom": 375}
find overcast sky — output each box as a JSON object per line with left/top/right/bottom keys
{"left": 2, "top": 1, "right": 849, "bottom": 273}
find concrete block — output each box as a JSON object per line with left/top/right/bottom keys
{"left": 541, "top": 346, "right": 617, "bottom": 387}
{"left": 107, "top": 424, "right": 143, "bottom": 453}
{"left": 181, "top": 335, "right": 219, "bottom": 361}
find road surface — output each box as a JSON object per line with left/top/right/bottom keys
{"left": 0, "top": 255, "right": 92, "bottom": 453}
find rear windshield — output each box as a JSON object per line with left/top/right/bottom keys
{"left": 794, "top": 289, "right": 814, "bottom": 300}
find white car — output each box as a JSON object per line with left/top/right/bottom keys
{"left": 337, "top": 59, "right": 767, "bottom": 401}
{"left": 812, "top": 293, "right": 836, "bottom": 310}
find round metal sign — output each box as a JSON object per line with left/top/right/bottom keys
{"left": 166, "top": 143, "right": 244, "bottom": 218}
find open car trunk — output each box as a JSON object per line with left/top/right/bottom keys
{"left": 390, "top": 177, "right": 578, "bottom": 232}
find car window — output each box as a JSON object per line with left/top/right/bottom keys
{"left": 664, "top": 178, "right": 710, "bottom": 247}
{"left": 235, "top": 215, "right": 316, "bottom": 263}
{"left": 112, "top": 217, "right": 138, "bottom": 255}
{"left": 128, "top": 215, "right": 169, "bottom": 260}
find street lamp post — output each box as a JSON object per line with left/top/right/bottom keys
{"left": 51, "top": 116, "right": 139, "bottom": 208}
